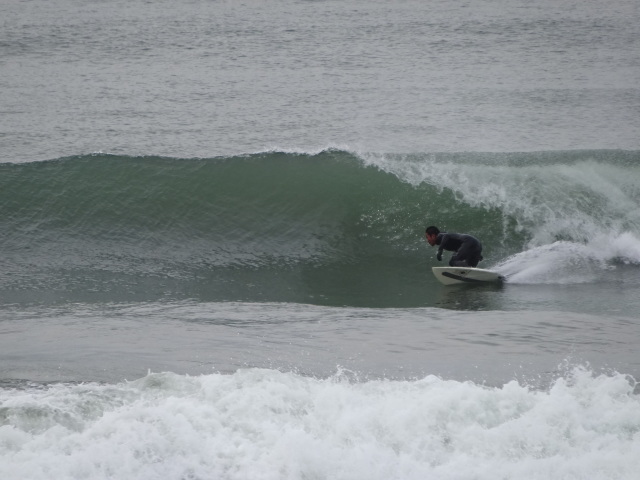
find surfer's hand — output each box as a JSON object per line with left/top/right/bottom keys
{"left": 436, "top": 252, "right": 442, "bottom": 261}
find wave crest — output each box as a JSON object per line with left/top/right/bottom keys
{"left": 1, "top": 150, "right": 639, "bottom": 303}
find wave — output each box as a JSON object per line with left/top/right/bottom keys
{"left": 1, "top": 367, "right": 639, "bottom": 480}
{"left": 1, "top": 149, "right": 639, "bottom": 304}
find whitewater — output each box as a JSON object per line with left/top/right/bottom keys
{"left": 2, "top": 0, "right": 640, "bottom": 479}
{"left": 2, "top": 368, "right": 640, "bottom": 480}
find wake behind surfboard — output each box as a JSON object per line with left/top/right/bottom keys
{"left": 432, "top": 266, "right": 505, "bottom": 285}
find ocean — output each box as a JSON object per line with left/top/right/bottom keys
{"left": 1, "top": 0, "right": 640, "bottom": 478}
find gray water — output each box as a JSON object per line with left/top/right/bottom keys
{"left": 2, "top": 301, "right": 639, "bottom": 387}
{"left": 2, "top": 0, "right": 640, "bottom": 379}
{"left": 2, "top": 2, "right": 640, "bottom": 478}
{"left": 2, "top": 0, "right": 639, "bottom": 163}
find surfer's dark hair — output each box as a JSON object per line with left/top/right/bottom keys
{"left": 426, "top": 226, "right": 440, "bottom": 236}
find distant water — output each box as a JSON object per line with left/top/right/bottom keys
{"left": 1, "top": 0, "right": 639, "bottom": 161}
{"left": 1, "top": 1, "right": 640, "bottom": 479}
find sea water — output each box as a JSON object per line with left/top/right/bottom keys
{"left": 1, "top": 0, "right": 640, "bottom": 479}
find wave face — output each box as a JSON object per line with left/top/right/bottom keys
{"left": 1, "top": 150, "right": 639, "bottom": 306}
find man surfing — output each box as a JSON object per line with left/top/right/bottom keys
{"left": 425, "top": 226, "right": 483, "bottom": 268}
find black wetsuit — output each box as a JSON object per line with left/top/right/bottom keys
{"left": 436, "top": 232, "right": 483, "bottom": 268}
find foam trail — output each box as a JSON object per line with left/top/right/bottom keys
{"left": 494, "top": 242, "right": 609, "bottom": 284}
{"left": 495, "top": 231, "right": 640, "bottom": 284}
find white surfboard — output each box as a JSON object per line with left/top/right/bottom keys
{"left": 432, "top": 266, "right": 505, "bottom": 285}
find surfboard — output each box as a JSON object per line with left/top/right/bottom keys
{"left": 432, "top": 266, "right": 505, "bottom": 285}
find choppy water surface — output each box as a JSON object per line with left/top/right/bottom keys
{"left": 2, "top": 0, "right": 640, "bottom": 478}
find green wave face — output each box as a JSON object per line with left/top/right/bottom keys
{"left": 1, "top": 150, "right": 639, "bottom": 306}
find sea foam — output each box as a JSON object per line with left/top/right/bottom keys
{"left": 1, "top": 367, "right": 639, "bottom": 480}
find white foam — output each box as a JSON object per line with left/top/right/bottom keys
{"left": 600, "top": 232, "right": 640, "bottom": 264}
{"left": 358, "top": 153, "right": 640, "bottom": 249}
{"left": 1, "top": 367, "right": 639, "bottom": 480}
{"left": 494, "top": 231, "right": 640, "bottom": 284}
{"left": 494, "top": 241, "right": 607, "bottom": 284}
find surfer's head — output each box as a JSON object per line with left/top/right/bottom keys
{"left": 425, "top": 226, "right": 440, "bottom": 246}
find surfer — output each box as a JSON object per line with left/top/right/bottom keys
{"left": 425, "top": 226, "right": 483, "bottom": 268}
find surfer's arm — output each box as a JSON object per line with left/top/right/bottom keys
{"left": 436, "top": 234, "right": 449, "bottom": 261}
